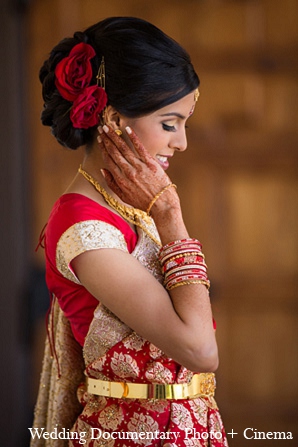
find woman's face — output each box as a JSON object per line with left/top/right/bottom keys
{"left": 119, "top": 91, "right": 197, "bottom": 171}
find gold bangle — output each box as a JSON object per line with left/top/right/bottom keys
{"left": 167, "top": 279, "right": 210, "bottom": 291}
{"left": 163, "top": 252, "right": 205, "bottom": 262}
{"left": 146, "top": 183, "right": 177, "bottom": 215}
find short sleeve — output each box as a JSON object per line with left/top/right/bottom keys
{"left": 56, "top": 220, "right": 129, "bottom": 283}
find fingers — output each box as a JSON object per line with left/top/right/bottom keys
{"left": 99, "top": 125, "right": 137, "bottom": 166}
{"left": 97, "top": 124, "right": 164, "bottom": 185}
{"left": 124, "top": 126, "right": 158, "bottom": 169}
{"left": 99, "top": 124, "right": 156, "bottom": 168}
{"left": 98, "top": 126, "right": 133, "bottom": 176}
{"left": 98, "top": 131, "right": 138, "bottom": 193}
{"left": 123, "top": 126, "right": 148, "bottom": 161}
{"left": 97, "top": 133, "right": 124, "bottom": 176}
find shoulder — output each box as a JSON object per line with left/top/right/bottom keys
{"left": 56, "top": 219, "right": 129, "bottom": 283}
{"left": 45, "top": 193, "right": 138, "bottom": 283}
{"left": 46, "top": 193, "right": 137, "bottom": 251}
{"left": 47, "top": 193, "right": 121, "bottom": 229}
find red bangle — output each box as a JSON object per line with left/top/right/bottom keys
{"left": 159, "top": 238, "right": 210, "bottom": 291}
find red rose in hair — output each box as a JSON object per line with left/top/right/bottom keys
{"left": 70, "top": 85, "right": 107, "bottom": 129}
{"left": 55, "top": 43, "right": 96, "bottom": 101}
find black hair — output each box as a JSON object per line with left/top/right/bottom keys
{"left": 39, "top": 17, "right": 199, "bottom": 150}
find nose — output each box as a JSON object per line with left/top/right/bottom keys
{"left": 170, "top": 129, "right": 187, "bottom": 152}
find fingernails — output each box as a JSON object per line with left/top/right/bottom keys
{"left": 125, "top": 126, "right": 132, "bottom": 134}
{"left": 97, "top": 125, "right": 103, "bottom": 134}
{"left": 103, "top": 125, "right": 109, "bottom": 133}
{"left": 97, "top": 135, "right": 102, "bottom": 143}
{"left": 100, "top": 169, "right": 106, "bottom": 178}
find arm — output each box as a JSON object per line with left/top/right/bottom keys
{"left": 72, "top": 126, "right": 218, "bottom": 372}
{"left": 72, "top": 247, "right": 218, "bottom": 372}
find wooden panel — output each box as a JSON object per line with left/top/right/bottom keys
{"left": 27, "top": 0, "right": 298, "bottom": 443}
{"left": 226, "top": 173, "right": 298, "bottom": 276}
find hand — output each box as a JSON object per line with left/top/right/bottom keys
{"left": 97, "top": 125, "right": 178, "bottom": 212}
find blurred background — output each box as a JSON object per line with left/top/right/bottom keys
{"left": 0, "top": 0, "right": 297, "bottom": 446}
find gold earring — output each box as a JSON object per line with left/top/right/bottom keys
{"left": 115, "top": 129, "right": 122, "bottom": 136}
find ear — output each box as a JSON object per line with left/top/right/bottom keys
{"left": 104, "top": 105, "right": 121, "bottom": 131}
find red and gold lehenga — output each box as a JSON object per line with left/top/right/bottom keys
{"left": 31, "top": 193, "right": 228, "bottom": 447}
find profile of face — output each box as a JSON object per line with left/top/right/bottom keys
{"left": 107, "top": 91, "right": 197, "bottom": 171}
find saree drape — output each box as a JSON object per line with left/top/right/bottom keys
{"left": 31, "top": 194, "right": 228, "bottom": 447}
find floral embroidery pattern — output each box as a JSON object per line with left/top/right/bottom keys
{"left": 139, "top": 399, "right": 169, "bottom": 413}
{"left": 111, "top": 352, "right": 140, "bottom": 379}
{"left": 145, "top": 362, "right": 174, "bottom": 384}
{"left": 123, "top": 333, "right": 146, "bottom": 352}
{"left": 84, "top": 304, "right": 132, "bottom": 366}
{"left": 92, "top": 438, "right": 115, "bottom": 447}
{"left": 189, "top": 398, "right": 208, "bottom": 427}
{"left": 98, "top": 404, "right": 124, "bottom": 430}
{"left": 149, "top": 343, "right": 164, "bottom": 359}
{"left": 171, "top": 403, "right": 194, "bottom": 431}
{"left": 127, "top": 413, "right": 159, "bottom": 445}
{"left": 176, "top": 367, "right": 193, "bottom": 384}
{"left": 83, "top": 395, "right": 107, "bottom": 418}
{"left": 185, "top": 439, "right": 205, "bottom": 447}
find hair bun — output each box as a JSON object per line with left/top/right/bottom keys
{"left": 39, "top": 17, "right": 199, "bottom": 150}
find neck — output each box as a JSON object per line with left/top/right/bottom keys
{"left": 80, "top": 147, "right": 113, "bottom": 196}
{"left": 64, "top": 143, "right": 119, "bottom": 204}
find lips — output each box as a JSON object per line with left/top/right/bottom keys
{"left": 156, "top": 155, "right": 170, "bottom": 170}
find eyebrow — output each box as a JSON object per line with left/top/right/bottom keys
{"left": 159, "top": 112, "right": 186, "bottom": 119}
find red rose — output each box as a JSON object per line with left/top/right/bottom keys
{"left": 70, "top": 86, "right": 107, "bottom": 129}
{"left": 55, "top": 43, "right": 96, "bottom": 101}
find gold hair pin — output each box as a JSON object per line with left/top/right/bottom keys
{"left": 194, "top": 88, "right": 200, "bottom": 102}
{"left": 96, "top": 57, "right": 105, "bottom": 89}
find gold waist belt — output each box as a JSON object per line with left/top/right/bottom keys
{"left": 86, "top": 372, "right": 216, "bottom": 400}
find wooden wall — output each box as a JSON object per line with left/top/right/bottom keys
{"left": 27, "top": 1, "right": 298, "bottom": 445}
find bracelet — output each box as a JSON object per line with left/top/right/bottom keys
{"left": 146, "top": 183, "right": 177, "bottom": 215}
{"left": 161, "top": 250, "right": 205, "bottom": 263}
{"left": 159, "top": 238, "right": 202, "bottom": 259}
{"left": 161, "top": 253, "right": 206, "bottom": 271}
{"left": 167, "top": 279, "right": 210, "bottom": 291}
{"left": 164, "top": 264, "right": 207, "bottom": 277}
{"left": 158, "top": 238, "right": 210, "bottom": 291}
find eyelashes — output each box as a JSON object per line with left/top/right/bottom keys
{"left": 162, "top": 123, "right": 189, "bottom": 132}
{"left": 162, "top": 123, "right": 176, "bottom": 132}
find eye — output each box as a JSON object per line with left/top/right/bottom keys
{"left": 162, "top": 123, "right": 176, "bottom": 132}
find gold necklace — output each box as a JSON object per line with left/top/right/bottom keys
{"left": 78, "top": 165, "right": 161, "bottom": 246}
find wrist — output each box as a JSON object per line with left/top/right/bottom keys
{"left": 149, "top": 185, "right": 180, "bottom": 216}
{"left": 146, "top": 183, "right": 177, "bottom": 215}
{"left": 152, "top": 204, "right": 189, "bottom": 245}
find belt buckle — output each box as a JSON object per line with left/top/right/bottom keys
{"left": 199, "top": 373, "right": 216, "bottom": 396}
{"left": 148, "top": 383, "right": 172, "bottom": 399}
{"left": 149, "top": 383, "right": 187, "bottom": 400}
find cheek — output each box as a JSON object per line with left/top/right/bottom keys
{"left": 134, "top": 132, "right": 159, "bottom": 157}
{"left": 120, "top": 118, "right": 161, "bottom": 156}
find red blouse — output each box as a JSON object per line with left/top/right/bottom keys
{"left": 44, "top": 193, "right": 138, "bottom": 346}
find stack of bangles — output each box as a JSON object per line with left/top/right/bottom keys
{"left": 158, "top": 238, "right": 210, "bottom": 291}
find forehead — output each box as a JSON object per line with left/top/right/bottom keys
{"left": 157, "top": 91, "right": 197, "bottom": 117}
{"left": 129, "top": 91, "right": 197, "bottom": 125}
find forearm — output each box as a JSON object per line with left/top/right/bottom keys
{"left": 169, "top": 284, "right": 218, "bottom": 371}
{"left": 149, "top": 190, "right": 218, "bottom": 370}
